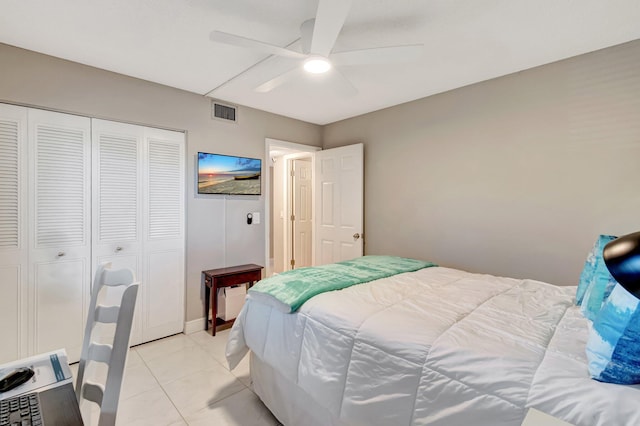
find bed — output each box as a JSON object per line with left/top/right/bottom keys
{"left": 225, "top": 257, "right": 640, "bottom": 426}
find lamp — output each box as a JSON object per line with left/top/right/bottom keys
{"left": 603, "top": 231, "right": 640, "bottom": 299}
{"left": 304, "top": 57, "right": 331, "bottom": 74}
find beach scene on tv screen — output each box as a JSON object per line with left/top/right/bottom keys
{"left": 198, "top": 153, "right": 261, "bottom": 195}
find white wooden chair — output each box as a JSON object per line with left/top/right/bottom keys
{"left": 75, "top": 262, "right": 139, "bottom": 426}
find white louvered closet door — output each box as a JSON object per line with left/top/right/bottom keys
{"left": 28, "top": 109, "right": 91, "bottom": 363}
{"left": 92, "top": 119, "right": 144, "bottom": 345}
{"left": 142, "top": 127, "right": 185, "bottom": 342}
{"left": 0, "top": 104, "right": 28, "bottom": 363}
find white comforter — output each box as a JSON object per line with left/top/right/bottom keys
{"left": 226, "top": 267, "right": 640, "bottom": 426}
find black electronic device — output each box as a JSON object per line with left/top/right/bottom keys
{"left": 604, "top": 231, "right": 640, "bottom": 298}
{"left": 0, "top": 368, "right": 34, "bottom": 393}
{"left": 0, "top": 383, "right": 84, "bottom": 426}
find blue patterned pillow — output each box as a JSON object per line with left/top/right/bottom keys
{"left": 580, "top": 263, "right": 619, "bottom": 322}
{"left": 576, "top": 235, "right": 616, "bottom": 311}
{"left": 586, "top": 283, "right": 640, "bottom": 384}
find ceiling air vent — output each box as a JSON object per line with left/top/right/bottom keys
{"left": 212, "top": 101, "right": 237, "bottom": 123}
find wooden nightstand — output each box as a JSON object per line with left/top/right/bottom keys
{"left": 202, "top": 264, "right": 263, "bottom": 336}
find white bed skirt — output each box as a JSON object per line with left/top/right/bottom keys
{"left": 251, "top": 353, "right": 344, "bottom": 426}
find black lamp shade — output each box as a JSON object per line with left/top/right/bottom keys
{"left": 603, "top": 231, "right": 640, "bottom": 299}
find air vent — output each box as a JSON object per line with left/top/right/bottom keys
{"left": 212, "top": 101, "right": 237, "bottom": 123}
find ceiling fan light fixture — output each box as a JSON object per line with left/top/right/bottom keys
{"left": 304, "top": 57, "right": 331, "bottom": 74}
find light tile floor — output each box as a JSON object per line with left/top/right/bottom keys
{"left": 71, "top": 329, "right": 281, "bottom": 426}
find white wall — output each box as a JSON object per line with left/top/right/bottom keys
{"left": 0, "top": 43, "right": 322, "bottom": 322}
{"left": 324, "top": 40, "right": 640, "bottom": 286}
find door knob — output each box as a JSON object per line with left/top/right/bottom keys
{"left": 353, "top": 233, "right": 360, "bottom": 240}
{"left": 57, "top": 251, "right": 65, "bottom": 257}
{"left": 115, "top": 246, "right": 123, "bottom": 252}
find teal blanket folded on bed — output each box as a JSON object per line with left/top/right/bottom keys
{"left": 249, "top": 255, "right": 437, "bottom": 313}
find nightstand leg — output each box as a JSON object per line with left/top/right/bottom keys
{"left": 211, "top": 282, "right": 217, "bottom": 336}
{"left": 204, "top": 283, "right": 210, "bottom": 331}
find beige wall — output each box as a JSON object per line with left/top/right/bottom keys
{"left": 3, "top": 37, "right": 639, "bottom": 325}
{"left": 0, "top": 43, "right": 322, "bottom": 323}
{"left": 324, "top": 40, "right": 640, "bottom": 286}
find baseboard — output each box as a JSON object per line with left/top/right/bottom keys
{"left": 184, "top": 317, "right": 205, "bottom": 335}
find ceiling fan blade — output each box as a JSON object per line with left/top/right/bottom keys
{"left": 300, "top": 19, "right": 315, "bottom": 55}
{"left": 255, "top": 66, "right": 302, "bottom": 93}
{"left": 210, "top": 30, "right": 306, "bottom": 60}
{"left": 330, "top": 44, "right": 423, "bottom": 67}
{"left": 310, "top": 0, "right": 352, "bottom": 57}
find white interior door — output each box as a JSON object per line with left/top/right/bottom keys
{"left": 292, "top": 158, "right": 312, "bottom": 268}
{"left": 28, "top": 109, "right": 91, "bottom": 362}
{"left": 0, "top": 103, "right": 28, "bottom": 363}
{"left": 314, "top": 143, "right": 364, "bottom": 265}
{"left": 92, "top": 119, "right": 144, "bottom": 346}
{"left": 142, "top": 127, "right": 185, "bottom": 342}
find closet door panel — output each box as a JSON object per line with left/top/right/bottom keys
{"left": 145, "top": 250, "right": 184, "bottom": 339}
{"left": 28, "top": 109, "right": 90, "bottom": 362}
{"left": 0, "top": 107, "right": 24, "bottom": 251}
{"left": 92, "top": 119, "right": 143, "bottom": 345}
{"left": 142, "top": 129, "right": 185, "bottom": 341}
{"left": 33, "top": 259, "right": 86, "bottom": 358}
{"left": 0, "top": 106, "right": 185, "bottom": 363}
{"left": 0, "top": 267, "right": 22, "bottom": 363}
{"left": 147, "top": 138, "right": 183, "bottom": 240}
{"left": 95, "top": 133, "right": 139, "bottom": 243}
{"left": 0, "top": 104, "right": 28, "bottom": 362}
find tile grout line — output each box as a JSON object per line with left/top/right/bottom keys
{"left": 133, "top": 345, "right": 192, "bottom": 426}
{"left": 176, "top": 331, "right": 252, "bottom": 423}
{"left": 121, "top": 331, "right": 252, "bottom": 425}
{"left": 188, "top": 330, "right": 254, "bottom": 393}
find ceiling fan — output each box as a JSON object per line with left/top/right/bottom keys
{"left": 209, "top": 0, "right": 423, "bottom": 95}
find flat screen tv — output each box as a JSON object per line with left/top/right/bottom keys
{"left": 197, "top": 152, "right": 262, "bottom": 195}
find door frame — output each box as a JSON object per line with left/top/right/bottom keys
{"left": 286, "top": 154, "right": 313, "bottom": 270}
{"left": 264, "top": 138, "right": 320, "bottom": 276}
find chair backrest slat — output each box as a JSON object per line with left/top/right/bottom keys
{"left": 82, "top": 382, "right": 104, "bottom": 406}
{"left": 87, "top": 342, "right": 112, "bottom": 364}
{"left": 76, "top": 262, "right": 139, "bottom": 426}
{"left": 101, "top": 268, "right": 135, "bottom": 287}
{"left": 95, "top": 305, "right": 120, "bottom": 324}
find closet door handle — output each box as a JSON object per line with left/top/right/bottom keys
{"left": 115, "top": 246, "right": 123, "bottom": 252}
{"left": 57, "top": 251, "right": 65, "bottom": 257}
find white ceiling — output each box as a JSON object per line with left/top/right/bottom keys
{"left": 2, "top": 0, "right": 640, "bottom": 125}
